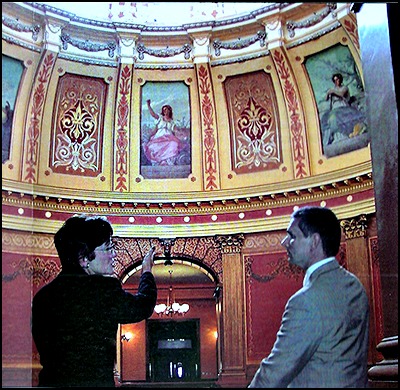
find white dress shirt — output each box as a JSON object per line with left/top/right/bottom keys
{"left": 303, "top": 257, "right": 336, "bottom": 287}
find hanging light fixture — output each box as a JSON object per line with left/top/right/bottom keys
{"left": 154, "top": 269, "right": 190, "bottom": 316}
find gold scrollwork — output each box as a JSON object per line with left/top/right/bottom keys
{"left": 340, "top": 214, "right": 368, "bottom": 239}
{"left": 215, "top": 234, "right": 244, "bottom": 253}
{"left": 2, "top": 257, "right": 60, "bottom": 286}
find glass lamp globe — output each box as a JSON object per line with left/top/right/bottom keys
{"left": 171, "top": 302, "right": 180, "bottom": 312}
{"left": 180, "top": 303, "right": 189, "bottom": 313}
{"left": 155, "top": 303, "right": 166, "bottom": 314}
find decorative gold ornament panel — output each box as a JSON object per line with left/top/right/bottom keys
{"left": 224, "top": 71, "right": 282, "bottom": 174}
{"left": 50, "top": 73, "right": 108, "bottom": 176}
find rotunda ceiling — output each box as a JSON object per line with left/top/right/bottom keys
{"left": 35, "top": 2, "right": 271, "bottom": 27}
{"left": 2, "top": 2, "right": 377, "bottom": 236}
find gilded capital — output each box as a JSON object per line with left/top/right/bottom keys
{"left": 215, "top": 234, "right": 244, "bottom": 254}
{"left": 340, "top": 214, "right": 368, "bottom": 239}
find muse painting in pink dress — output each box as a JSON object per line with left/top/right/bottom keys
{"left": 143, "top": 100, "right": 183, "bottom": 166}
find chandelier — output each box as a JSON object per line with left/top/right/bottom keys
{"left": 154, "top": 269, "right": 190, "bottom": 316}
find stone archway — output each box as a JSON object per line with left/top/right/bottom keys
{"left": 112, "top": 236, "right": 223, "bottom": 284}
{"left": 112, "top": 235, "right": 225, "bottom": 384}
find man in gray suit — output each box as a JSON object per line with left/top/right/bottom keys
{"left": 248, "top": 206, "right": 369, "bottom": 388}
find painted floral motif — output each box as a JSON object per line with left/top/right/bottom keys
{"left": 2, "top": 257, "right": 60, "bottom": 287}
{"left": 236, "top": 96, "right": 277, "bottom": 168}
{"left": 225, "top": 71, "right": 282, "bottom": 173}
{"left": 51, "top": 75, "right": 106, "bottom": 175}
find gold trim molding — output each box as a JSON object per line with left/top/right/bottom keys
{"left": 2, "top": 172, "right": 374, "bottom": 215}
{"left": 2, "top": 198, "right": 376, "bottom": 237}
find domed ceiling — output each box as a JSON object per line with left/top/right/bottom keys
{"left": 2, "top": 2, "right": 375, "bottom": 238}
{"left": 37, "top": 2, "right": 269, "bottom": 26}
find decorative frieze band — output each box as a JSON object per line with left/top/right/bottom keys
{"left": 136, "top": 42, "right": 192, "bottom": 60}
{"left": 60, "top": 33, "right": 117, "bottom": 58}
{"left": 340, "top": 214, "right": 368, "bottom": 239}
{"left": 286, "top": 3, "right": 337, "bottom": 38}
{"left": 212, "top": 30, "right": 267, "bottom": 57}
{"left": 2, "top": 15, "right": 41, "bottom": 41}
{"left": 2, "top": 231, "right": 56, "bottom": 254}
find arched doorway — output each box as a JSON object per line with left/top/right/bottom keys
{"left": 118, "top": 258, "right": 220, "bottom": 385}
{"left": 147, "top": 318, "right": 200, "bottom": 382}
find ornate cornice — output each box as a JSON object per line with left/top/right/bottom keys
{"left": 2, "top": 172, "right": 374, "bottom": 215}
{"left": 57, "top": 52, "right": 117, "bottom": 67}
{"left": 2, "top": 33, "right": 41, "bottom": 52}
{"left": 2, "top": 198, "right": 375, "bottom": 238}
{"left": 2, "top": 173, "right": 376, "bottom": 238}
{"left": 134, "top": 63, "right": 194, "bottom": 70}
{"left": 210, "top": 50, "right": 270, "bottom": 66}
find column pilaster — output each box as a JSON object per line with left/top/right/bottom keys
{"left": 43, "top": 13, "right": 69, "bottom": 53}
{"left": 188, "top": 28, "right": 212, "bottom": 64}
{"left": 116, "top": 29, "right": 140, "bottom": 65}
{"left": 340, "top": 214, "right": 378, "bottom": 365}
{"left": 215, "top": 234, "right": 247, "bottom": 388}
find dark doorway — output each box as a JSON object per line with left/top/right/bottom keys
{"left": 147, "top": 319, "right": 200, "bottom": 382}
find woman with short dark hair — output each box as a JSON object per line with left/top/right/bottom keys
{"left": 32, "top": 214, "right": 157, "bottom": 387}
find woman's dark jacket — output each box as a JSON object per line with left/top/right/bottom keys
{"left": 31, "top": 270, "right": 157, "bottom": 387}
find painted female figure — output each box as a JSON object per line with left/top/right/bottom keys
{"left": 143, "top": 100, "right": 183, "bottom": 166}
{"left": 322, "top": 73, "right": 367, "bottom": 146}
{"left": 2, "top": 101, "right": 13, "bottom": 163}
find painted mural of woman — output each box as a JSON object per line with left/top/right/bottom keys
{"left": 2, "top": 101, "right": 13, "bottom": 163}
{"left": 143, "top": 99, "right": 184, "bottom": 166}
{"left": 321, "top": 73, "right": 367, "bottom": 146}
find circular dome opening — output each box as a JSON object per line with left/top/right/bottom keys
{"left": 36, "top": 2, "right": 270, "bottom": 26}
